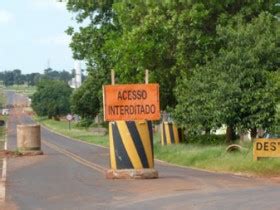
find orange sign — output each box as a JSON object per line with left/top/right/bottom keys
{"left": 253, "top": 138, "right": 280, "bottom": 160}
{"left": 103, "top": 83, "right": 160, "bottom": 121}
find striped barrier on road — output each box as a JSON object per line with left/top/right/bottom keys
{"left": 161, "top": 122, "right": 183, "bottom": 145}
{"left": 109, "top": 120, "right": 154, "bottom": 170}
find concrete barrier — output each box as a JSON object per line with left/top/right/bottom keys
{"left": 160, "top": 122, "right": 183, "bottom": 145}
{"left": 106, "top": 120, "right": 158, "bottom": 179}
{"left": 17, "top": 124, "right": 43, "bottom": 155}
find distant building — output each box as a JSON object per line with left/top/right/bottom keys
{"left": 2, "top": 109, "right": 9, "bottom": 115}
{"left": 69, "top": 77, "right": 76, "bottom": 89}
{"left": 69, "top": 60, "right": 82, "bottom": 89}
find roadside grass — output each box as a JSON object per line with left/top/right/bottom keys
{"left": 6, "top": 85, "right": 36, "bottom": 97}
{"left": 154, "top": 143, "right": 280, "bottom": 176}
{"left": 0, "top": 85, "right": 5, "bottom": 108}
{"left": 35, "top": 116, "right": 280, "bottom": 177}
{"left": 35, "top": 117, "right": 109, "bottom": 147}
{"left": 0, "top": 86, "right": 6, "bottom": 149}
{"left": 0, "top": 116, "right": 5, "bottom": 146}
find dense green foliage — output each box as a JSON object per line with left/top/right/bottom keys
{"left": 70, "top": 73, "right": 103, "bottom": 120}
{"left": 41, "top": 68, "right": 74, "bottom": 83}
{"left": 66, "top": 1, "right": 280, "bottom": 141}
{"left": 32, "top": 80, "right": 72, "bottom": 119}
{"left": 186, "top": 134, "right": 226, "bottom": 145}
{"left": 174, "top": 12, "right": 280, "bottom": 141}
{"left": 0, "top": 68, "right": 75, "bottom": 86}
{"left": 0, "top": 69, "right": 26, "bottom": 86}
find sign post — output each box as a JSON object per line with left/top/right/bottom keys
{"left": 66, "top": 114, "right": 73, "bottom": 130}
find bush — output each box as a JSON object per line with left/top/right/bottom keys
{"left": 70, "top": 75, "right": 102, "bottom": 120}
{"left": 75, "top": 118, "right": 93, "bottom": 128}
{"left": 186, "top": 134, "right": 227, "bottom": 145}
{"left": 32, "top": 80, "right": 72, "bottom": 118}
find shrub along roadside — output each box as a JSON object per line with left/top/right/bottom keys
{"left": 35, "top": 116, "right": 280, "bottom": 177}
{"left": 187, "top": 134, "right": 227, "bottom": 145}
{"left": 0, "top": 116, "right": 7, "bottom": 149}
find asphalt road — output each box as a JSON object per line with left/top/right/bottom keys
{"left": 2, "top": 91, "right": 280, "bottom": 210}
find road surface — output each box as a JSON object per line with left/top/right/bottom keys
{"left": 2, "top": 91, "right": 280, "bottom": 210}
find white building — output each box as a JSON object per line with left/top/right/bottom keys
{"left": 2, "top": 109, "right": 9, "bottom": 115}
{"left": 69, "top": 60, "right": 82, "bottom": 89}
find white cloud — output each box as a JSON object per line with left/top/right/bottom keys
{"left": 0, "top": 10, "right": 14, "bottom": 24}
{"left": 29, "top": 0, "right": 67, "bottom": 11}
{"left": 35, "top": 34, "right": 71, "bottom": 46}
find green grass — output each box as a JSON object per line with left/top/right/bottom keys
{"left": 0, "top": 117, "right": 7, "bottom": 151}
{"left": 154, "top": 143, "right": 280, "bottom": 176}
{"left": 35, "top": 116, "right": 280, "bottom": 177}
{"left": 0, "top": 86, "right": 6, "bottom": 150}
{"left": 6, "top": 85, "right": 36, "bottom": 97}
{"left": 35, "top": 117, "right": 109, "bottom": 147}
{"left": 0, "top": 85, "right": 5, "bottom": 108}
{"left": 0, "top": 126, "right": 5, "bottom": 149}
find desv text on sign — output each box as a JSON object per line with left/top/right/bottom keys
{"left": 253, "top": 138, "right": 280, "bottom": 160}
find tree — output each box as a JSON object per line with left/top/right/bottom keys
{"left": 25, "top": 73, "right": 41, "bottom": 86}
{"left": 66, "top": 1, "right": 278, "bottom": 111}
{"left": 13, "top": 69, "right": 24, "bottom": 85}
{"left": 0, "top": 69, "right": 74, "bottom": 87}
{"left": 59, "top": 70, "right": 73, "bottom": 83}
{"left": 3, "top": 71, "right": 14, "bottom": 86}
{"left": 174, "top": 12, "right": 280, "bottom": 142}
{"left": 32, "top": 80, "right": 72, "bottom": 119}
{"left": 41, "top": 68, "right": 73, "bottom": 83}
{"left": 174, "top": 66, "right": 222, "bottom": 135}
{"left": 70, "top": 73, "right": 102, "bottom": 120}
{"left": 216, "top": 13, "right": 279, "bottom": 140}
{"left": 66, "top": 1, "right": 118, "bottom": 120}
{"left": 66, "top": 1, "right": 279, "bottom": 137}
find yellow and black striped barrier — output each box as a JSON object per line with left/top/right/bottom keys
{"left": 109, "top": 120, "right": 154, "bottom": 170}
{"left": 161, "top": 122, "right": 183, "bottom": 145}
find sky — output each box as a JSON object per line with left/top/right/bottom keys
{"left": 0, "top": 0, "right": 82, "bottom": 74}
